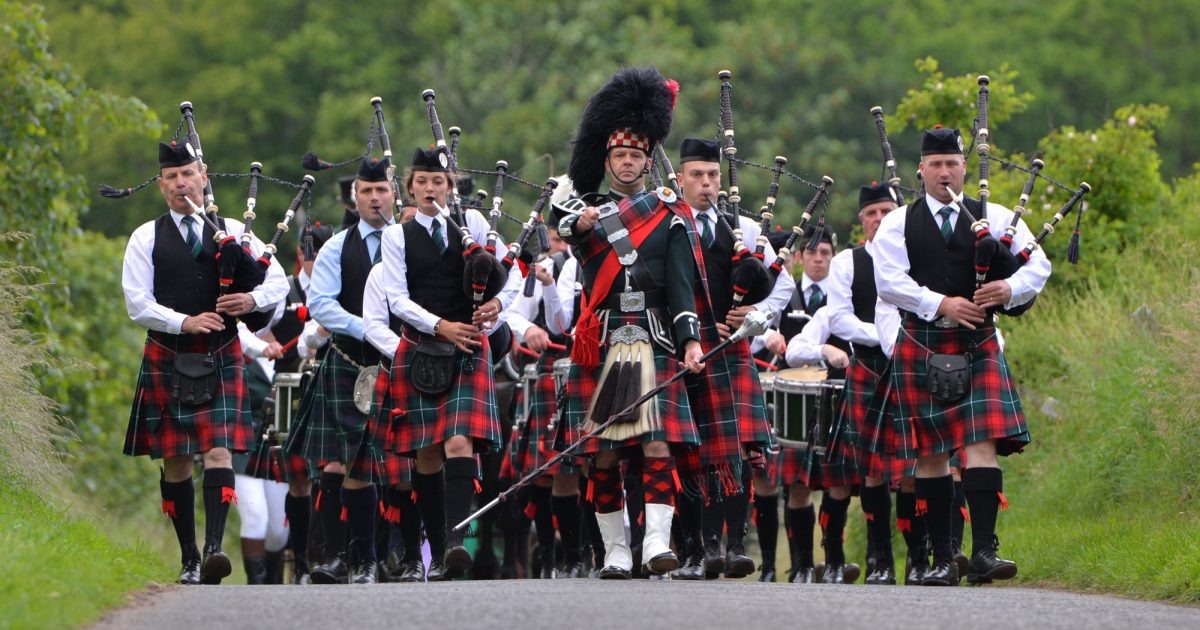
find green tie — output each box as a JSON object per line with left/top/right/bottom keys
{"left": 938, "top": 206, "right": 954, "bottom": 243}
{"left": 369, "top": 230, "right": 382, "bottom": 265}
{"left": 698, "top": 213, "right": 714, "bottom": 247}
{"left": 807, "top": 284, "right": 824, "bottom": 314}
{"left": 182, "top": 215, "right": 202, "bottom": 258}
{"left": 431, "top": 219, "right": 447, "bottom": 255}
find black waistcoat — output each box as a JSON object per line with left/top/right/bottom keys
{"left": 337, "top": 225, "right": 373, "bottom": 318}
{"left": 403, "top": 219, "right": 473, "bottom": 324}
{"left": 152, "top": 213, "right": 237, "bottom": 345}
{"left": 700, "top": 214, "right": 735, "bottom": 319}
{"left": 271, "top": 275, "right": 307, "bottom": 372}
{"left": 849, "top": 246, "right": 884, "bottom": 360}
{"left": 904, "top": 197, "right": 979, "bottom": 300}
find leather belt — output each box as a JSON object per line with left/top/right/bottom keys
{"left": 900, "top": 311, "right": 993, "bottom": 329}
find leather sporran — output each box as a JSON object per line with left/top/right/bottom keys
{"left": 172, "top": 352, "right": 218, "bottom": 405}
{"left": 927, "top": 353, "right": 970, "bottom": 403}
{"left": 410, "top": 337, "right": 457, "bottom": 396}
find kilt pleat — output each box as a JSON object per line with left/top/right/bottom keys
{"left": 284, "top": 340, "right": 370, "bottom": 466}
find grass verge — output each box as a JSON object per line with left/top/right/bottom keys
{"left": 0, "top": 479, "right": 173, "bottom": 629}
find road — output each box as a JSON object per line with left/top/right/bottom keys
{"left": 93, "top": 580, "right": 1200, "bottom": 630}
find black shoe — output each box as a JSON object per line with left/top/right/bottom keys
{"left": 813, "top": 562, "right": 825, "bottom": 583}
{"left": 426, "top": 556, "right": 449, "bottom": 582}
{"left": 350, "top": 560, "right": 378, "bottom": 584}
{"left": 905, "top": 547, "right": 929, "bottom": 586}
{"left": 397, "top": 559, "right": 426, "bottom": 582}
{"left": 920, "top": 557, "right": 960, "bottom": 586}
{"left": 539, "top": 563, "right": 558, "bottom": 579}
{"left": 966, "top": 539, "right": 1018, "bottom": 585}
{"left": 598, "top": 565, "right": 632, "bottom": 579}
{"left": 309, "top": 555, "right": 349, "bottom": 584}
{"left": 644, "top": 551, "right": 679, "bottom": 575}
{"left": 821, "top": 563, "right": 846, "bottom": 584}
{"left": 790, "top": 566, "right": 816, "bottom": 584}
{"left": 444, "top": 545, "right": 472, "bottom": 579}
{"left": 558, "top": 560, "right": 586, "bottom": 579}
{"left": 702, "top": 542, "right": 724, "bottom": 579}
{"left": 758, "top": 565, "right": 776, "bottom": 583}
{"left": 385, "top": 548, "right": 406, "bottom": 579}
{"left": 724, "top": 546, "right": 756, "bottom": 578}
{"left": 200, "top": 546, "right": 232, "bottom": 585}
{"left": 842, "top": 563, "right": 861, "bottom": 584}
{"left": 672, "top": 553, "right": 705, "bottom": 580}
{"left": 179, "top": 557, "right": 201, "bottom": 585}
{"left": 952, "top": 541, "right": 970, "bottom": 578}
{"left": 865, "top": 558, "right": 897, "bottom": 585}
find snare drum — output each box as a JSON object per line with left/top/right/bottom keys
{"left": 518, "top": 362, "right": 540, "bottom": 428}
{"left": 772, "top": 367, "right": 844, "bottom": 454}
{"left": 272, "top": 372, "right": 305, "bottom": 441}
{"left": 549, "top": 358, "right": 572, "bottom": 432}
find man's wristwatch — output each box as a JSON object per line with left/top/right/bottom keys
{"left": 433, "top": 320, "right": 442, "bottom": 336}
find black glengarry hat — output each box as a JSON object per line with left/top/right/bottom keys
{"left": 679, "top": 137, "right": 721, "bottom": 164}
{"left": 921, "top": 126, "right": 964, "bottom": 156}
{"left": 159, "top": 140, "right": 199, "bottom": 168}
{"left": 357, "top": 157, "right": 391, "bottom": 182}
{"left": 411, "top": 147, "right": 449, "bottom": 173}
{"left": 858, "top": 181, "right": 897, "bottom": 209}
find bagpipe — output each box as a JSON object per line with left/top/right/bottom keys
{"left": 870, "top": 77, "right": 1090, "bottom": 317}
{"left": 99, "top": 101, "right": 315, "bottom": 333}
{"left": 715, "top": 70, "right": 836, "bottom": 291}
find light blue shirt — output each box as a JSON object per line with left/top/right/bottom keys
{"left": 307, "top": 220, "right": 390, "bottom": 340}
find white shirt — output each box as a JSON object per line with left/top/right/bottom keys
{"left": 381, "top": 209, "right": 523, "bottom": 335}
{"left": 785, "top": 306, "right": 834, "bottom": 367}
{"left": 872, "top": 193, "right": 1051, "bottom": 320}
{"left": 307, "top": 220, "right": 392, "bottom": 341}
{"left": 238, "top": 322, "right": 276, "bottom": 382}
{"left": 548, "top": 257, "right": 580, "bottom": 336}
{"left": 362, "top": 265, "right": 400, "bottom": 358}
{"left": 825, "top": 246, "right": 881, "bottom": 347}
{"left": 122, "top": 209, "right": 288, "bottom": 334}
{"left": 508, "top": 257, "right": 569, "bottom": 343}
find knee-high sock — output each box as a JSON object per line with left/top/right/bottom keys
{"left": 201, "top": 468, "right": 236, "bottom": 551}
{"left": 785, "top": 504, "right": 815, "bottom": 569}
{"left": 317, "top": 471, "right": 346, "bottom": 558}
{"left": 860, "top": 484, "right": 893, "bottom": 563}
{"left": 676, "top": 489, "right": 703, "bottom": 556}
{"left": 914, "top": 475, "right": 955, "bottom": 562}
{"left": 284, "top": 493, "right": 310, "bottom": 569}
{"left": 753, "top": 493, "right": 779, "bottom": 569}
{"left": 961, "top": 467, "right": 1004, "bottom": 554}
{"left": 551, "top": 494, "right": 583, "bottom": 564}
{"left": 341, "top": 485, "right": 378, "bottom": 565}
{"left": 819, "top": 495, "right": 851, "bottom": 565}
{"left": 444, "top": 457, "right": 479, "bottom": 547}
{"left": 723, "top": 463, "right": 752, "bottom": 550}
{"left": 530, "top": 484, "right": 556, "bottom": 566}
{"left": 952, "top": 479, "right": 967, "bottom": 549}
{"left": 413, "top": 468, "right": 447, "bottom": 554}
{"left": 160, "top": 475, "right": 198, "bottom": 561}
{"left": 578, "top": 475, "right": 604, "bottom": 566}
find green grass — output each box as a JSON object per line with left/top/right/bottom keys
{"left": 0, "top": 479, "right": 174, "bottom": 630}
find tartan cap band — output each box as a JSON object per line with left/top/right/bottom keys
{"left": 607, "top": 128, "right": 650, "bottom": 153}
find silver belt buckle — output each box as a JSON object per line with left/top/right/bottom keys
{"left": 619, "top": 291, "right": 646, "bottom": 312}
{"left": 933, "top": 316, "right": 959, "bottom": 329}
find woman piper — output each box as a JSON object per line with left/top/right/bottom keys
{"left": 379, "top": 147, "right": 522, "bottom": 580}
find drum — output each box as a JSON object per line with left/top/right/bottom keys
{"left": 772, "top": 366, "right": 844, "bottom": 454}
{"left": 517, "top": 362, "right": 540, "bottom": 429}
{"left": 549, "top": 358, "right": 572, "bottom": 433}
{"left": 271, "top": 371, "right": 305, "bottom": 441}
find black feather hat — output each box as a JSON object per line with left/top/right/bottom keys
{"left": 568, "top": 66, "right": 679, "bottom": 195}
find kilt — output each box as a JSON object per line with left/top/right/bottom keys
{"left": 828, "top": 351, "right": 908, "bottom": 484}
{"left": 349, "top": 360, "right": 411, "bottom": 485}
{"left": 687, "top": 337, "right": 771, "bottom": 468}
{"left": 556, "top": 311, "right": 699, "bottom": 455}
{"left": 124, "top": 332, "right": 252, "bottom": 460}
{"left": 775, "top": 386, "right": 848, "bottom": 490}
{"left": 880, "top": 321, "right": 1029, "bottom": 459}
{"left": 284, "top": 336, "right": 370, "bottom": 467}
{"left": 511, "top": 350, "right": 579, "bottom": 477}
{"left": 385, "top": 331, "right": 503, "bottom": 457}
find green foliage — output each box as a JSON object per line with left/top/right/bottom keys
{"left": 891, "top": 58, "right": 1034, "bottom": 135}
{"left": 0, "top": 478, "right": 173, "bottom": 629}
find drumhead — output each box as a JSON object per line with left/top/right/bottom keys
{"left": 774, "top": 366, "right": 828, "bottom": 394}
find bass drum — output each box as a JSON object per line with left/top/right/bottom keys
{"left": 771, "top": 366, "right": 844, "bottom": 455}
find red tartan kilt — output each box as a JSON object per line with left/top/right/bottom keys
{"left": 858, "top": 365, "right": 917, "bottom": 481}
{"left": 775, "top": 445, "right": 837, "bottom": 489}
{"left": 352, "top": 361, "right": 413, "bottom": 484}
{"left": 125, "top": 333, "right": 252, "bottom": 459}
{"left": 385, "top": 333, "right": 503, "bottom": 457}
{"left": 519, "top": 352, "right": 578, "bottom": 476}
{"left": 688, "top": 335, "right": 771, "bottom": 470}
{"left": 887, "top": 322, "right": 1030, "bottom": 459}
{"left": 281, "top": 450, "right": 315, "bottom": 482}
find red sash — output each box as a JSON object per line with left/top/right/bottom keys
{"left": 571, "top": 210, "right": 670, "bottom": 367}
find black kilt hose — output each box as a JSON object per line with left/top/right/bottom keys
{"left": 125, "top": 331, "right": 252, "bottom": 460}
{"left": 284, "top": 334, "right": 376, "bottom": 468}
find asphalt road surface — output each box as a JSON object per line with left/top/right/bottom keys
{"left": 94, "top": 580, "right": 1200, "bottom": 630}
